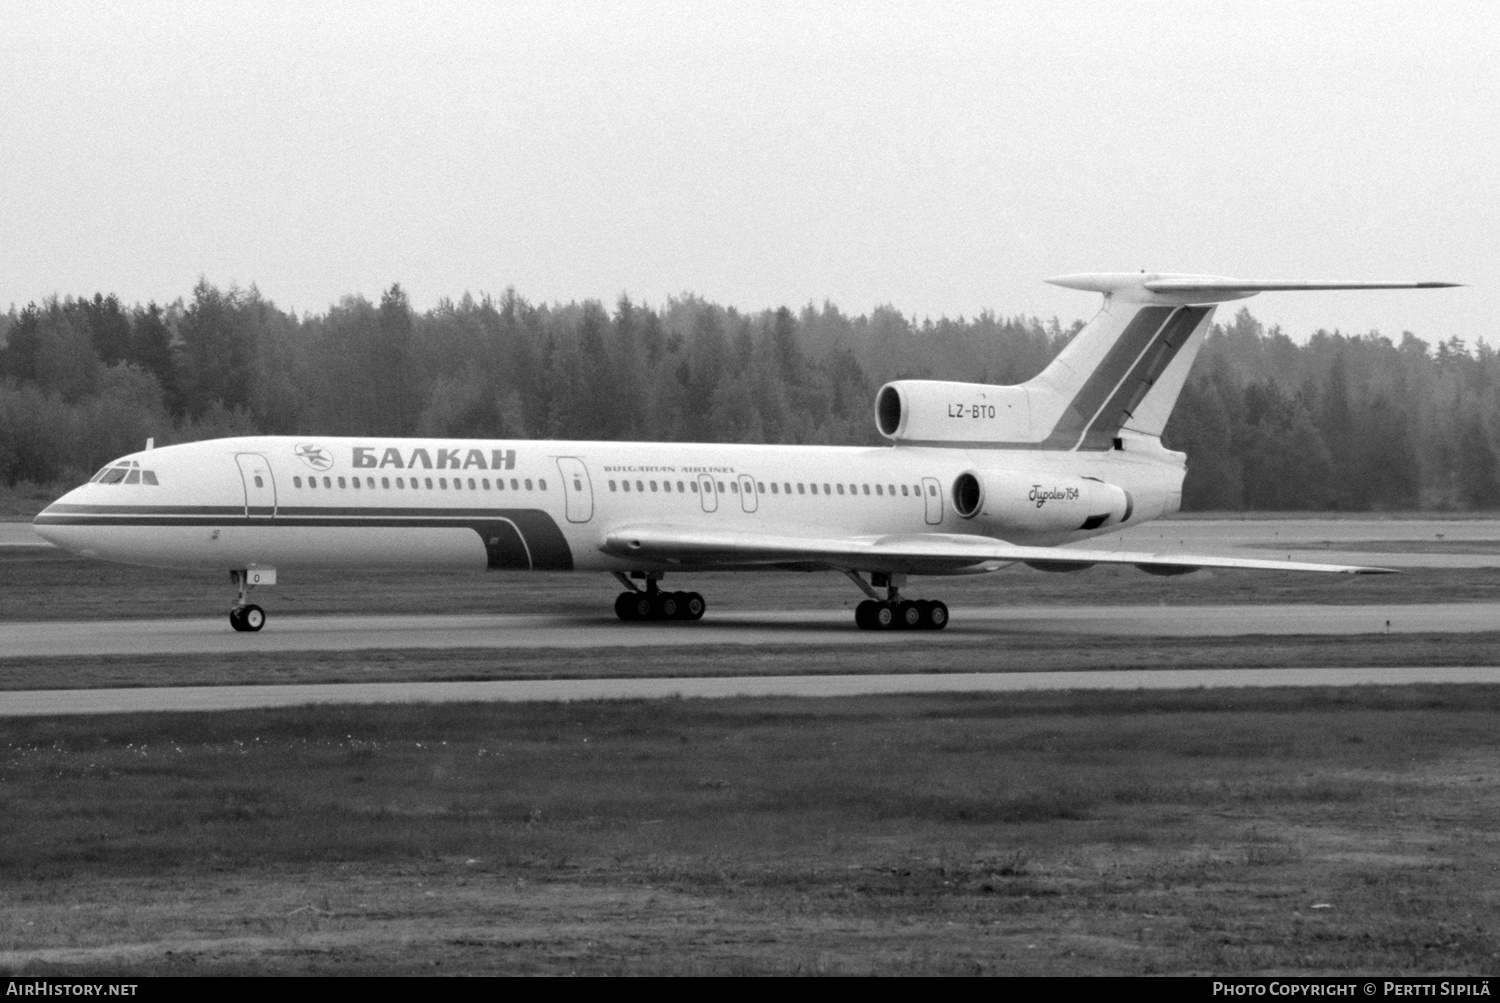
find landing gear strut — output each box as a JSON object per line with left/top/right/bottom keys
{"left": 848, "top": 571, "right": 948, "bottom": 631}
{"left": 613, "top": 572, "right": 705, "bottom": 622}
{"left": 228, "top": 569, "right": 266, "bottom": 632}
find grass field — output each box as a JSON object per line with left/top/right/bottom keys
{"left": 4, "top": 687, "right": 1500, "bottom": 975}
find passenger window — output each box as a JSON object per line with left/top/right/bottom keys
{"left": 511, "top": 478, "right": 519, "bottom": 490}
{"left": 888, "top": 484, "right": 896, "bottom": 495}
{"left": 823, "top": 483, "right": 831, "bottom": 494}
{"left": 539, "top": 479, "right": 547, "bottom": 490}
{"left": 352, "top": 478, "right": 360, "bottom": 490}
{"left": 690, "top": 481, "right": 698, "bottom": 493}
{"left": 771, "top": 483, "right": 779, "bottom": 494}
{"left": 439, "top": 478, "right": 447, "bottom": 489}
{"left": 321, "top": 477, "right": 330, "bottom": 488}
{"left": 382, "top": 477, "right": 390, "bottom": 489}
{"left": 757, "top": 481, "right": 766, "bottom": 492}
{"left": 142, "top": 471, "right": 158, "bottom": 485}
{"left": 650, "top": 480, "right": 658, "bottom": 492}
{"left": 482, "top": 479, "right": 490, "bottom": 490}
{"left": 396, "top": 478, "right": 404, "bottom": 488}
{"left": 338, "top": 477, "right": 346, "bottom": 488}
{"left": 862, "top": 484, "right": 870, "bottom": 495}
{"left": 621, "top": 480, "right": 630, "bottom": 492}
{"left": 636, "top": 480, "right": 643, "bottom": 492}
{"left": 729, "top": 482, "right": 738, "bottom": 493}
{"left": 526, "top": 479, "right": 534, "bottom": 490}
{"left": 294, "top": 476, "right": 302, "bottom": 488}
{"left": 716, "top": 481, "right": 725, "bottom": 492}
{"left": 901, "top": 485, "right": 909, "bottom": 496}
{"left": 677, "top": 481, "right": 685, "bottom": 492}
{"left": 928, "top": 485, "right": 936, "bottom": 496}
{"left": 850, "top": 484, "right": 857, "bottom": 494}
{"left": 784, "top": 483, "right": 791, "bottom": 494}
{"left": 837, "top": 484, "right": 845, "bottom": 495}
{"left": 250, "top": 474, "right": 261, "bottom": 488}
{"left": 798, "top": 483, "right": 805, "bottom": 495}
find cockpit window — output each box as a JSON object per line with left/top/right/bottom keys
{"left": 92, "top": 460, "right": 160, "bottom": 486}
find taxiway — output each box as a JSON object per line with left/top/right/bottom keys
{"left": 7, "top": 665, "right": 1500, "bottom": 716}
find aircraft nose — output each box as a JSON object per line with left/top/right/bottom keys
{"left": 31, "top": 486, "right": 91, "bottom": 553}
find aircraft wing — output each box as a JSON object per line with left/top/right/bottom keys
{"left": 600, "top": 525, "right": 1395, "bottom": 575}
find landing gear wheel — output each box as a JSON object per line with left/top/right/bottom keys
{"left": 633, "top": 594, "right": 657, "bottom": 621}
{"left": 873, "top": 603, "right": 896, "bottom": 630}
{"left": 923, "top": 600, "right": 949, "bottom": 631}
{"left": 661, "top": 592, "right": 681, "bottom": 619}
{"left": 615, "top": 592, "right": 637, "bottom": 621}
{"left": 896, "top": 600, "right": 921, "bottom": 630}
{"left": 855, "top": 600, "right": 877, "bottom": 629}
{"left": 685, "top": 592, "right": 705, "bottom": 620}
{"left": 230, "top": 605, "right": 265, "bottom": 632}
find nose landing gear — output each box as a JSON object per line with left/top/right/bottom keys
{"left": 228, "top": 569, "right": 271, "bottom": 632}
{"left": 613, "top": 572, "right": 705, "bottom": 622}
{"left": 847, "top": 572, "right": 949, "bottom": 631}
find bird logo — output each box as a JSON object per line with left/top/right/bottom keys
{"left": 294, "top": 443, "right": 335, "bottom": 471}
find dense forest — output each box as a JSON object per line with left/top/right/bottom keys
{"left": 1, "top": 280, "right": 1495, "bottom": 511}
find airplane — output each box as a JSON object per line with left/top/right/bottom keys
{"left": 30, "top": 272, "right": 1458, "bottom": 632}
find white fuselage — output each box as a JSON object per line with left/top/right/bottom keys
{"left": 33, "top": 435, "right": 1186, "bottom": 576}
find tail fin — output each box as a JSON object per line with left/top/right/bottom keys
{"left": 1028, "top": 273, "right": 1459, "bottom": 447}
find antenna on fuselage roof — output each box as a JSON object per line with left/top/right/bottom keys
{"left": 145, "top": 438, "right": 154, "bottom": 450}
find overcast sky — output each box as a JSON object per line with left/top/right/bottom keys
{"left": 1, "top": 0, "right": 1491, "bottom": 342}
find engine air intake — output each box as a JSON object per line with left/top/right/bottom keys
{"left": 875, "top": 385, "right": 904, "bottom": 438}
{"left": 952, "top": 472, "right": 982, "bottom": 519}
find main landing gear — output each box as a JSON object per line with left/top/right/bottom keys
{"left": 847, "top": 571, "right": 948, "bottom": 631}
{"left": 613, "top": 572, "right": 705, "bottom": 622}
{"left": 228, "top": 569, "right": 267, "bottom": 632}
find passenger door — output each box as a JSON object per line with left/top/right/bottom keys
{"left": 698, "top": 473, "right": 718, "bottom": 513}
{"left": 554, "top": 457, "right": 594, "bottom": 523}
{"left": 235, "top": 453, "right": 277, "bottom": 519}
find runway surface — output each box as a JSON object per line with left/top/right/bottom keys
{"left": 0, "top": 522, "right": 48, "bottom": 547}
{"left": 1, "top": 603, "right": 1497, "bottom": 659}
{"left": 7, "top": 666, "right": 1500, "bottom": 716}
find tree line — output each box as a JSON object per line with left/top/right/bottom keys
{"left": 1, "top": 280, "right": 1494, "bottom": 511}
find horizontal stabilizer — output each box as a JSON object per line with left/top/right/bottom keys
{"left": 602, "top": 525, "right": 1395, "bottom": 576}
{"left": 1047, "top": 272, "right": 1461, "bottom": 305}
